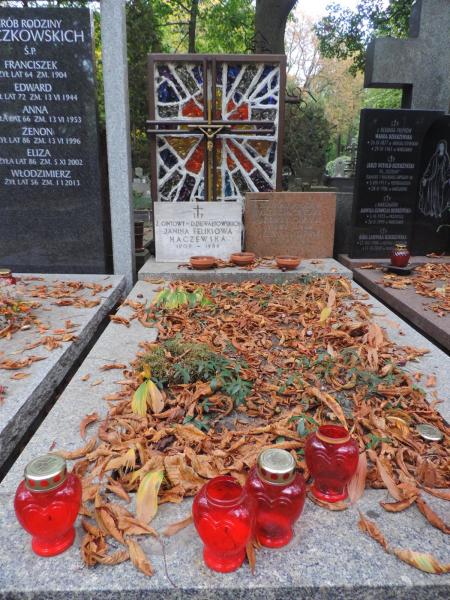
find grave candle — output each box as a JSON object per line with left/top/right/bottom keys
{"left": 305, "top": 425, "right": 358, "bottom": 503}
{"left": 245, "top": 449, "right": 306, "bottom": 548}
{"left": 390, "top": 244, "right": 411, "bottom": 268}
{"left": 14, "top": 454, "right": 81, "bottom": 557}
{"left": 192, "top": 475, "right": 255, "bottom": 573}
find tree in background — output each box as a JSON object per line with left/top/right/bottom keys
{"left": 255, "top": 0, "right": 298, "bottom": 53}
{"left": 314, "top": 0, "right": 413, "bottom": 75}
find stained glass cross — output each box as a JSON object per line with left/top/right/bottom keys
{"left": 147, "top": 55, "right": 286, "bottom": 203}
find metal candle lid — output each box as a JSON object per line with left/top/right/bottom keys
{"left": 395, "top": 244, "right": 407, "bottom": 249}
{"left": 257, "top": 449, "right": 296, "bottom": 486}
{"left": 416, "top": 424, "right": 443, "bottom": 442}
{"left": 0, "top": 269, "right": 12, "bottom": 277}
{"left": 24, "top": 454, "right": 67, "bottom": 492}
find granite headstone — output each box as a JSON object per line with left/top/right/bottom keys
{"left": 350, "top": 108, "right": 450, "bottom": 257}
{"left": 0, "top": 7, "right": 111, "bottom": 273}
{"left": 244, "top": 192, "right": 336, "bottom": 258}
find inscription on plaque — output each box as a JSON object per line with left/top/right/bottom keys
{"left": 0, "top": 8, "right": 110, "bottom": 273}
{"left": 154, "top": 202, "right": 242, "bottom": 262}
{"left": 350, "top": 109, "right": 445, "bottom": 258}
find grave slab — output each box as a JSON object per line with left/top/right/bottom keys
{"left": 138, "top": 257, "right": 352, "bottom": 283}
{"left": 0, "top": 279, "right": 448, "bottom": 599}
{"left": 339, "top": 255, "right": 450, "bottom": 352}
{"left": 0, "top": 274, "right": 125, "bottom": 476}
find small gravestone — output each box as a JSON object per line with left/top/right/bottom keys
{"left": 154, "top": 202, "right": 242, "bottom": 262}
{"left": 244, "top": 192, "right": 336, "bottom": 258}
{"left": 350, "top": 109, "right": 450, "bottom": 258}
{"left": 0, "top": 7, "right": 110, "bottom": 273}
{"left": 365, "top": 0, "right": 450, "bottom": 111}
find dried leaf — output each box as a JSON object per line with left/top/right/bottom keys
{"left": 126, "top": 538, "right": 154, "bottom": 577}
{"left": 422, "top": 487, "right": 450, "bottom": 501}
{"left": 347, "top": 451, "right": 367, "bottom": 504}
{"left": 415, "top": 496, "right": 450, "bottom": 534}
{"left": 147, "top": 380, "right": 165, "bottom": 413}
{"left": 110, "top": 315, "right": 130, "bottom": 327}
{"left": 380, "top": 495, "right": 417, "bottom": 512}
{"left": 308, "top": 386, "right": 347, "bottom": 428}
{"left": 93, "top": 549, "right": 129, "bottom": 566}
{"left": 54, "top": 437, "right": 96, "bottom": 460}
{"left": 80, "top": 412, "right": 99, "bottom": 439}
{"left": 136, "top": 469, "right": 164, "bottom": 524}
{"left": 101, "top": 363, "right": 127, "bottom": 371}
{"left": 392, "top": 549, "right": 450, "bottom": 574}
{"left": 132, "top": 381, "right": 148, "bottom": 416}
{"left": 374, "top": 455, "right": 403, "bottom": 501}
{"left": 246, "top": 541, "right": 256, "bottom": 574}
{"left": 319, "top": 306, "right": 332, "bottom": 324}
{"left": 163, "top": 515, "right": 193, "bottom": 537}
{"left": 90, "top": 379, "right": 103, "bottom": 387}
{"left": 81, "top": 373, "right": 90, "bottom": 381}
{"left": 358, "top": 512, "right": 389, "bottom": 551}
{"left": 10, "top": 372, "right": 30, "bottom": 380}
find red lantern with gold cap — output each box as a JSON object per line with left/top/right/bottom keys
{"left": 14, "top": 454, "right": 81, "bottom": 556}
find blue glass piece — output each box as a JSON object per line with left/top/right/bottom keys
{"left": 177, "top": 174, "right": 196, "bottom": 202}
{"left": 257, "top": 85, "right": 268, "bottom": 98}
{"left": 271, "top": 75, "right": 279, "bottom": 89}
{"left": 233, "top": 92, "right": 242, "bottom": 103}
{"left": 226, "top": 65, "right": 241, "bottom": 93}
{"left": 269, "top": 144, "right": 276, "bottom": 164}
{"left": 160, "top": 148, "right": 177, "bottom": 168}
{"left": 193, "top": 65, "right": 203, "bottom": 84}
{"left": 158, "top": 81, "right": 178, "bottom": 103}
{"left": 216, "top": 68, "right": 222, "bottom": 85}
{"left": 225, "top": 172, "right": 232, "bottom": 197}
{"left": 261, "top": 96, "right": 277, "bottom": 105}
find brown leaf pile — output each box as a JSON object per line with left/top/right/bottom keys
{"left": 380, "top": 263, "right": 449, "bottom": 316}
{"left": 70, "top": 278, "right": 449, "bottom": 576}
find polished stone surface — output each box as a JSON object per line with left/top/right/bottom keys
{"left": 0, "top": 7, "right": 111, "bottom": 273}
{"left": 139, "top": 257, "right": 352, "bottom": 282}
{"left": 0, "top": 279, "right": 448, "bottom": 598}
{"left": 0, "top": 274, "right": 125, "bottom": 476}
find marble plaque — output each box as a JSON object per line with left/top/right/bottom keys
{"left": 154, "top": 202, "right": 243, "bottom": 262}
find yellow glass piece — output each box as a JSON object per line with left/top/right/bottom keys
{"left": 166, "top": 136, "right": 197, "bottom": 159}
{"left": 215, "top": 144, "right": 223, "bottom": 196}
{"left": 248, "top": 140, "right": 272, "bottom": 156}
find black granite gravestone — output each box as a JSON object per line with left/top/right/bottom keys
{"left": 350, "top": 108, "right": 450, "bottom": 258}
{"left": 0, "top": 7, "right": 111, "bottom": 273}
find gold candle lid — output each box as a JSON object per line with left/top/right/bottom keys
{"left": 0, "top": 269, "right": 12, "bottom": 276}
{"left": 24, "top": 454, "right": 67, "bottom": 492}
{"left": 394, "top": 244, "right": 407, "bottom": 250}
{"left": 257, "top": 448, "right": 296, "bottom": 486}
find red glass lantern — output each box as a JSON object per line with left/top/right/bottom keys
{"left": 390, "top": 244, "right": 410, "bottom": 268}
{"left": 0, "top": 269, "right": 17, "bottom": 287}
{"left": 192, "top": 475, "right": 255, "bottom": 573}
{"left": 305, "top": 425, "right": 358, "bottom": 503}
{"left": 14, "top": 454, "right": 81, "bottom": 556}
{"left": 245, "top": 449, "right": 306, "bottom": 548}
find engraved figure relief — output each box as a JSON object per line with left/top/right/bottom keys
{"left": 418, "top": 140, "right": 450, "bottom": 218}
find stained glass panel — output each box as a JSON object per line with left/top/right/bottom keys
{"left": 149, "top": 56, "right": 284, "bottom": 203}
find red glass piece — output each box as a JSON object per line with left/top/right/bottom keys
{"left": 226, "top": 99, "right": 249, "bottom": 121}
{"left": 305, "top": 425, "right": 359, "bottom": 503}
{"left": 390, "top": 244, "right": 410, "bottom": 267}
{"left": 186, "top": 143, "right": 205, "bottom": 174}
{"left": 192, "top": 475, "right": 255, "bottom": 572}
{"left": 14, "top": 473, "right": 81, "bottom": 556}
{"left": 182, "top": 98, "right": 203, "bottom": 119}
{"left": 245, "top": 466, "right": 305, "bottom": 548}
{"left": 227, "top": 141, "right": 253, "bottom": 173}
{"left": 227, "top": 154, "right": 236, "bottom": 170}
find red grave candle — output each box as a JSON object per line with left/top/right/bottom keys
{"left": 245, "top": 449, "right": 306, "bottom": 548}
{"left": 390, "top": 244, "right": 411, "bottom": 268}
{"left": 192, "top": 475, "right": 255, "bottom": 573}
{"left": 14, "top": 454, "right": 81, "bottom": 557}
{"left": 0, "top": 269, "right": 17, "bottom": 288}
{"left": 305, "top": 425, "right": 359, "bottom": 503}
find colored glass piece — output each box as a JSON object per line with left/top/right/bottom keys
{"left": 166, "top": 136, "right": 198, "bottom": 160}
{"left": 160, "top": 148, "right": 177, "bottom": 169}
{"left": 186, "top": 143, "right": 205, "bottom": 174}
{"left": 177, "top": 173, "right": 196, "bottom": 202}
{"left": 193, "top": 476, "right": 255, "bottom": 573}
{"left": 227, "top": 141, "right": 253, "bottom": 173}
{"left": 182, "top": 98, "right": 204, "bottom": 119}
{"left": 305, "top": 425, "right": 359, "bottom": 503}
{"left": 158, "top": 81, "right": 178, "bottom": 104}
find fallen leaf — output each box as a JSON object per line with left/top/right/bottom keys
{"left": 358, "top": 512, "right": 389, "bottom": 551}
{"left": 347, "top": 451, "right": 367, "bottom": 504}
{"left": 90, "top": 379, "right": 103, "bottom": 387}
{"left": 10, "top": 372, "right": 30, "bottom": 380}
{"left": 392, "top": 549, "right": 450, "bottom": 574}
{"left": 163, "top": 515, "right": 193, "bottom": 537}
{"left": 54, "top": 437, "right": 96, "bottom": 460}
{"left": 425, "top": 374, "right": 436, "bottom": 387}
{"left": 319, "top": 306, "right": 332, "bottom": 324}
{"left": 80, "top": 412, "right": 99, "bottom": 439}
{"left": 415, "top": 496, "right": 450, "bottom": 534}
{"left": 380, "top": 495, "right": 417, "bottom": 512}
{"left": 136, "top": 469, "right": 164, "bottom": 524}
{"left": 101, "top": 363, "right": 127, "bottom": 371}
{"left": 81, "top": 373, "right": 90, "bottom": 381}
{"left": 246, "top": 541, "right": 256, "bottom": 574}
{"left": 110, "top": 315, "right": 130, "bottom": 327}
{"left": 126, "top": 538, "right": 154, "bottom": 577}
